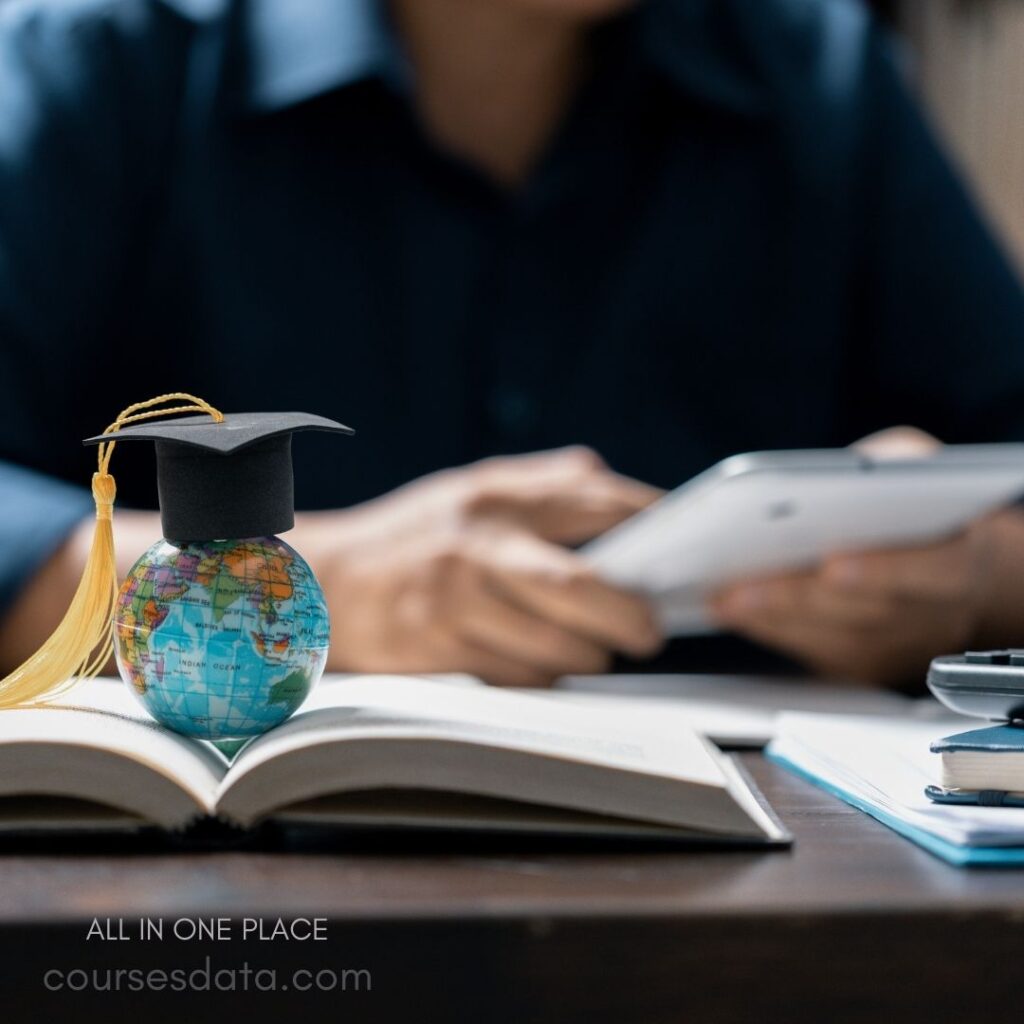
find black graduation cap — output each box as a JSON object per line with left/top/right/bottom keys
{"left": 83, "top": 412, "right": 354, "bottom": 542}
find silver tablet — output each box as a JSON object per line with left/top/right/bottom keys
{"left": 584, "top": 445, "right": 1024, "bottom": 635}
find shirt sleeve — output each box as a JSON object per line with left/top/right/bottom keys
{"left": 0, "top": 1, "right": 166, "bottom": 610}
{"left": 848, "top": 25, "right": 1024, "bottom": 442}
{"left": 0, "top": 463, "right": 92, "bottom": 615}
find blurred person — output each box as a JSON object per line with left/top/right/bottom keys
{"left": 0, "top": 0, "right": 1022, "bottom": 688}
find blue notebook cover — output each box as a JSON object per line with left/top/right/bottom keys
{"left": 927, "top": 723, "right": 1024, "bottom": 809}
{"left": 930, "top": 723, "right": 1024, "bottom": 753}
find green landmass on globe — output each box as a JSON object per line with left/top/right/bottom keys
{"left": 113, "top": 536, "right": 330, "bottom": 740}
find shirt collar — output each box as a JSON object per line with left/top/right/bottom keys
{"left": 235, "top": 0, "right": 407, "bottom": 112}
{"left": 633, "top": 0, "right": 770, "bottom": 120}
{"left": 233, "top": 0, "right": 766, "bottom": 119}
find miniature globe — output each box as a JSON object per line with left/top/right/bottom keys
{"left": 113, "top": 536, "right": 330, "bottom": 740}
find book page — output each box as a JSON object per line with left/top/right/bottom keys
{"left": 316, "top": 672, "right": 917, "bottom": 748}
{"left": 0, "top": 678, "right": 228, "bottom": 826}
{"left": 274, "top": 790, "right": 747, "bottom": 839}
{"left": 532, "top": 673, "right": 916, "bottom": 748}
{"left": 217, "top": 676, "right": 768, "bottom": 834}
{"left": 236, "top": 674, "right": 730, "bottom": 786}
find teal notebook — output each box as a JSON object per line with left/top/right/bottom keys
{"left": 927, "top": 723, "right": 1024, "bottom": 808}
{"left": 767, "top": 714, "right": 1024, "bottom": 868}
{"left": 932, "top": 724, "right": 1024, "bottom": 753}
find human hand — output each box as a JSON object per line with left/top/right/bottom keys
{"left": 295, "top": 447, "right": 664, "bottom": 685}
{"left": 710, "top": 521, "right": 996, "bottom": 686}
{"left": 709, "top": 426, "right": 1004, "bottom": 686}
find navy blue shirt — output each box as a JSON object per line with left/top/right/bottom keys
{"left": 0, "top": 0, "right": 1022, "bottom": 610}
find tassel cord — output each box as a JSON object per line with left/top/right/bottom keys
{"left": 0, "top": 393, "right": 223, "bottom": 708}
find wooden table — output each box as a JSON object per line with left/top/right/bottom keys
{"left": 3, "top": 753, "right": 1024, "bottom": 1023}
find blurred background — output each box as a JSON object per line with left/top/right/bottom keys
{"left": 1, "top": 0, "right": 1016, "bottom": 260}
{"left": 865, "top": 0, "right": 1024, "bottom": 273}
{"left": 896, "top": 0, "right": 1024, "bottom": 273}
{"left": 0, "top": 0, "right": 1020, "bottom": 688}
{"left": 0, "top": 1, "right": 1014, "bottom": 253}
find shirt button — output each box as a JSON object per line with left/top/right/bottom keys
{"left": 489, "top": 386, "right": 538, "bottom": 436}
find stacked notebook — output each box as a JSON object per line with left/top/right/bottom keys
{"left": 928, "top": 724, "right": 1024, "bottom": 808}
{"left": 767, "top": 713, "right": 1024, "bottom": 866}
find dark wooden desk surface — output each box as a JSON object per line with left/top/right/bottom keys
{"left": 4, "top": 754, "right": 1024, "bottom": 1023}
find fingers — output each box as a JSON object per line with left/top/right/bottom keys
{"left": 320, "top": 490, "right": 664, "bottom": 685}
{"left": 819, "top": 532, "right": 980, "bottom": 601}
{"left": 710, "top": 573, "right": 902, "bottom": 682}
{"left": 710, "top": 534, "right": 988, "bottom": 685}
{"left": 482, "top": 530, "right": 663, "bottom": 658}
{"left": 554, "top": 468, "right": 663, "bottom": 543}
{"left": 852, "top": 426, "right": 941, "bottom": 459}
{"left": 467, "top": 446, "right": 663, "bottom": 544}
{"left": 457, "top": 584, "right": 610, "bottom": 677}
{"left": 714, "top": 612, "right": 877, "bottom": 682}
{"left": 713, "top": 571, "right": 899, "bottom": 631}
{"left": 714, "top": 532, "right": 979, "bottom": 624}
{"left": 444, "top": 642, "right": 561, "bottom": 688}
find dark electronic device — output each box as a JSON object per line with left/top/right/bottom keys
{"left": 927, "top": 651, "right": 1024, "bottom": 723}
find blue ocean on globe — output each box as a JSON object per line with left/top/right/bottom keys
{"left": 112, "top": 536, "right": 330, "bottom": 740}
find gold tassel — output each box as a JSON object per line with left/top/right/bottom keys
{"left": 0, "top": 393, "right": 223, "bottom": 708}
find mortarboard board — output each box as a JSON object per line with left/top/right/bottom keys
{"left": 83, "top": 411, "right": 354, "bottom": 541}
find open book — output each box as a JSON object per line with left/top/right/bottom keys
{"left": 0, "top": 675, "right": 788, "bottom": 845}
